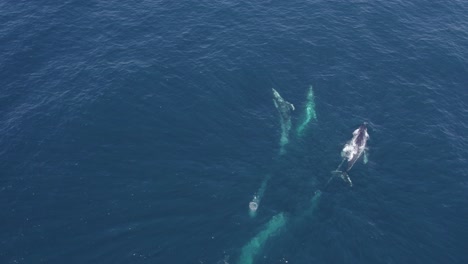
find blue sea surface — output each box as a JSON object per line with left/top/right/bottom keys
{"left": 1, "top": 1, "right": 468, "bottom": 263}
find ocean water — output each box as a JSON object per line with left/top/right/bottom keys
{"left": 1, "top": 0, "right": 468, "bottom": 263}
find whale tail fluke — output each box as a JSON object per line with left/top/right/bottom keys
{"left": 324, "top": 158, "right": 353, "bottom": 189}
{"left": 325, "top": 170, "right": 353, "bottom": 189}
{"left": 340, "top": 171, "right": 353, "bottom": 187}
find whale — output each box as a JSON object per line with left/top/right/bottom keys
{"left": 272, "top": 88, "right": 295, "bottom": 154}
{"left": 249, "top": 174, "right": 271, "bottom": 218}
{"left": 239, "top": 191, "right": 322, "bottom": 264}
{"left": 296, "top": 85, "right": 317, "bottom": 137}
{"left": 237, "top": 212, "right": 287, "bottom": 264}
{"left": 342, "top": 122, "right": 369, "bottom": 171}
{"left": 334, "top": 123, "right": 369, "bottom": 186}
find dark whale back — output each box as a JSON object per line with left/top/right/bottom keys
{"left": 355, "top": 125, "right": 367, "bottom": 146}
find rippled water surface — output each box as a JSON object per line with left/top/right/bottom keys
{"left": 1, "top": 1, "right": 467, "bottom": 263}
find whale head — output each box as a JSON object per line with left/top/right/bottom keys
{"left": 272, "top": 88, "right": 281, "bottom": 99}
{"left": 359, "top": 122, "right": 368, "bottom": 132}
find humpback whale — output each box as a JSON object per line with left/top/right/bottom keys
{"left": 272, "top": 88, "right": 295, "bottom": 155}
{"left": 249, "top": 175, "right": 270, "bottom": 218}
{"left": 331, "top": 123, "right": 369, "bottom": 186}
{"left": 296, "top": 85, "right": 317, "bottom": 137}
{"left": 237, "top": 213, "right": 287, "bottom": 264}
{"left": 342, "top": 122, "right": 369, "bottom": 171}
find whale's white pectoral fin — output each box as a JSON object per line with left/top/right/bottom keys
{"left": 290, "top": 103, "right": 295, "bottom": 111}
{"left": 363, "top": 150, "right": 369, "bottom": 164}
{"left": 273, "top": 99, "right": 278, "bottom": 109}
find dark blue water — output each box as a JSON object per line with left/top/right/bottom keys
{"left": 1, "top": 1, "right": 468, "bottom": 263}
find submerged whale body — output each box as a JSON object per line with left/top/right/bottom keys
{"left": 248, "top": 174, "right": 270, "bottom": 218}
{"left": 237, "top": 213, "right": 287, "bottom": 264}
{"left": 296, "top": 85, "right": 317, "bottom": 137}
{"left": 272, "top": 88, "right": 295, "bottom": 154}
{"left": 342, "top": 122, "right": 369, "bottom": 171}
{"left": 272, "top": 88, "right": 295, "bottom": 121}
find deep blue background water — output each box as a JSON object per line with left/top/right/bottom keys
{"left": 1, "top": 0, "right": 468, "bottom": 263}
